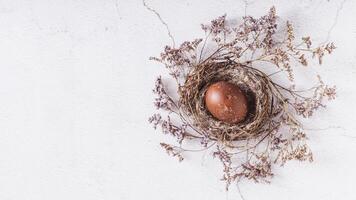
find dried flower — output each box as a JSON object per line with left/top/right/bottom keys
{"left": 160, "top": 143, "right": 184, "bottom": 162}
{"left": 152, "top": 76, "right": 176, "bottom": 111}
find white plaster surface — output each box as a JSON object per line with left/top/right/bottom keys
{"left": 0, "top": 0, "right": 355, "bottom": 199}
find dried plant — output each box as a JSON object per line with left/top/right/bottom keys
{"left": 149, "top": 7, "right": 336, "bottom": 190}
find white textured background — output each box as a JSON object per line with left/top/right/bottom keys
{"left": 0, "top": 0, "right": 355, "bottom": 199}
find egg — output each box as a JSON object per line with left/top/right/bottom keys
{"left": 204, "top": 81, "right": 248, "bottom": 124}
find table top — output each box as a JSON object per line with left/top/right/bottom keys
{"left": 0, "top": 0, "right": 354, "bottom": 199}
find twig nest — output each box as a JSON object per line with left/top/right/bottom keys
{"left": 149, "top": 7, "right": 336, "bottom": 188}
{"left": 205, "top": 81, "right": 248, "bottom": 124}
{"left": 179, "top": 61, "right": 275, "bottom": 141}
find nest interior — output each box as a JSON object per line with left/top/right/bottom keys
{"left": 179, "top": 61, "right": 279, "bottom": 141}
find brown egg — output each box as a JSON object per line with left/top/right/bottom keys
{"left": 205, "top": 81, "right": 248, "bottom": 124}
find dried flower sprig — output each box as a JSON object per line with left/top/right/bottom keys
{"left": 149, "top": 7, "right": 336, "bottom": 190}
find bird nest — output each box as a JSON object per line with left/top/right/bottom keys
{"left": 179, "top": 61, "right": 275, "bottom": 141}
{"left": 148, "top": 7, "right": 336, "bottom": 190}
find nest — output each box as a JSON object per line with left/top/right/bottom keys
{"left": 180, "top": 61, "right": 276, "bottom": 141}
{"left": 148, "top": 7, "right": 336, "bottom": 190}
